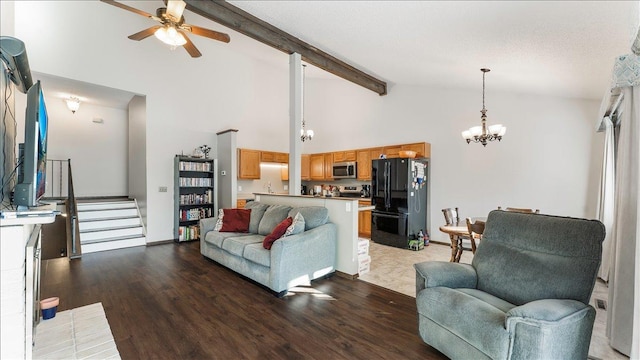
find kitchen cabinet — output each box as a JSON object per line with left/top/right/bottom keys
{"left": 358, "top": 200, "right": 372, "bottom": 238}
{"left": 324, "top": 153, "right": 334, "bottom": 181}
{"left": 370, "top": 147, "right": 384, "bottom": 161}
{"left": 310, "top": 154, "right": 325, "bottom": 180}
{"left": 383, "top": 146, "right": 402, "bottom": 158}
{"left": 301, "top": 154, "right": 311, "bottom": 180}
{"left": 357, "top": 150, "right": 371, "bottom": 181}
{"left": 236, "top": 199, "right": 247, "bottom": 208}
{"left": 383, "top": 142, "right": 430, "bottom": 158}
{"left": 401, "top": 143, "right": 430, "bottom": 158}
{"left": 261, "top": 151, "right": 288, "bottom": 163}
{"left": 280, "top": 164, "right": 288, "bottom": 181}
{"left": 333, "top": 150, "right": 356, "bottom": 163}
{"left": 238, "top": 148, "right": 261, "bottom": 179}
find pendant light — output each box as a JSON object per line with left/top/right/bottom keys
{"left": 300, "top": 64, "right": 314, "bottom": 142}
{"left": 461, "top": 68, "right": 506, "bottom": 146}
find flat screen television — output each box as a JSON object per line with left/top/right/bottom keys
{"left": 14, "top": 80, "right": 48, "bottom": 208}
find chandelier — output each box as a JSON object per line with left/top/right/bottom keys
{"left": 462, "top": 68, "right": 506, "bottom": 146}
{"left": 300, "top": 64, "right": 314, "bottom": 142}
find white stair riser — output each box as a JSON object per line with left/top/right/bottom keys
{"left": 78, "top": 209, "right": 138, "bottom": 220}
{"left": 81, "top": 227, "right": 143, "bottom": 242}
{"left": 81, "top": 237, "right": 146, "bottom": 254}
{"left": 79, "top": 218, "right": 141, "bottom": 231}
{"left": 77, "top": 202, "right": 136, "bottom": 211}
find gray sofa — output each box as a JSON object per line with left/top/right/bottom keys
{"left": 414, "top": 210, "right": 605, "bottom": 360}
{"left": 200, "top": 201, "right": 337, "bottom": 296}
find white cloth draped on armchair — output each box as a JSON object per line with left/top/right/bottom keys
{"left": 602, "top": 53, "right": 640, "bottom": 358}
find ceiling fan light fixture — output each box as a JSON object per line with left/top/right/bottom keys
{"left": 154, "top": 26, "right": 186, "bottom": 46}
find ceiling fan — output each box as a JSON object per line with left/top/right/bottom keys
{"left": 100, "top": 0, "right": 230, "bottom": 58}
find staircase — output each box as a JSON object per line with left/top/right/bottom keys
{"left": 77, "top": 199, "right": 146, "bottom": 254}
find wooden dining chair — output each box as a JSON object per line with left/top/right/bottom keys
{"left": 498, "top": 206, "right": 540, "bottom": 214}
{"left": 466, "top": 217, "right": 486, "bottom": 254}
{"left": 442, "top": 207, "right": 460, "bottom": 225}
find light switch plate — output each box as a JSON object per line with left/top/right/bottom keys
{"left": 159, "top": 186, "right": 167, "bottom": 192}
{"left": 283, "top": 185, "right": 288, "bottom": 191}
{"left": 221, "top": 170, "right": 226, "bottom": 176}
{"left": 238, "top": 185, "right": 242, "bottom": 192}
{"left": 346, "top": 203, "right": 351, "bottom": 212}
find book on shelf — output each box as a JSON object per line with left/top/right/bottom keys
{"left": 178, "top": 161, "right": 212, "bottom": 172}
{"left": 179, "top": 177, "right": 212, "bottom": 187}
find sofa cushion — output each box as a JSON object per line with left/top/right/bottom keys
{"left": 219, "top": 208, "right": 251, "bottom": 232}
{"left": 284, "top": 212, "right": 305, "bottom": 237}
{"left": 263, "top": 217, "right": 293, "bottom": 250}
{"left": 243, "top": 243, "right": 271, "bottom": 267}
{"left": 417, "top": 287, "right": 511, "bottom": 360}
{"left": 221, "top": 234, "right": 264, "bottom": 257}
{"left": 204, "top": 230, "right": 252, "bottom": 248}
{"left": 288, "top": 206, "right": 328, "bottom": 230}
{"left": 258, "top": 204, "right": 292, "bottom": 235}
{"left": 245, "top": 201, "right": 270, "bottom": 234}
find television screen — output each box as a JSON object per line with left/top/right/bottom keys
{"left": 14, "top": 80, "right": 48, "bottom": 208}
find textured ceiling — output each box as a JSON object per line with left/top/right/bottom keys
{"left": 228, "top": 0, "right": 639, "bottom": 100}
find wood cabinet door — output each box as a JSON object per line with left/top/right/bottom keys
{"left": 260, "top": 151, "right": 275, "bottom": 162}
{"left": 238, "top": 149, "right": 261, "bottom": 179}
{"left": 370, "top": 148, "right": 383, "bottom": 161}
{"left": 384, "top": 146, "right": 402, "bottom": 158}
{"left": 280, "top": 165, "right": 289, "bottom": 181}
{"left": 324, "top": 153, "right": 334, "bottom": 180}
{"left": 310, "top": 154, "right": 325, "bottom": 180}
{"left": 301, "top": 154, "right": 311, "bottom": 180}
{"left": 274, "top": 152, "right": 289, "bottom": 163}
{"left": 334, "top": 150, "right": 356, "bottom": 162}
{"left": 357, "top": 150, "right": 371, "bottom": 180}
{"left": 358, "top": 210, "right": 372, "bottom": 238}
{"left": 401, "top": 143, "right": 430, "bottom": 158}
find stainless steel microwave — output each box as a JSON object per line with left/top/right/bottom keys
{"left": 333, "top": 162, "right": 357, "bottom": 179}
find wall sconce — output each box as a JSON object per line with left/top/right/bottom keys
{"left": 66, "top": 97, "right": 81, "bottom": 114}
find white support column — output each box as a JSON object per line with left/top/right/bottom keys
{"left": 289, "top": 53, "right": 302, "bottom": 195}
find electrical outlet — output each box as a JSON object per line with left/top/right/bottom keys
{"left": 159, "top": 186, "right": 167, "bottom": 192}
{"left": 283, "top": 185, "right": 288, "bottom": 191}
{"left": 238, "top": 185, "right": 242, "bottom": 192}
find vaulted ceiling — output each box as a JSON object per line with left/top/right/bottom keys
{"left": 225, "top": 1, "right": 638, "bottom": 100}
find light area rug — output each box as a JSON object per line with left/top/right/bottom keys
{"left": 33, "top": 302, "right": 120, "bottom": 360}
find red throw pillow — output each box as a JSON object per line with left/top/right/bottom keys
{"left": 263, "top": 217, "right": 293, "bottom": 250}
{"left": 219, "top": 209, "right": 251, "bottom": 233}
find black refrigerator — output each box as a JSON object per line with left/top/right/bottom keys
{"left": 371, "top": 158, "right": 429, "bottom": 248}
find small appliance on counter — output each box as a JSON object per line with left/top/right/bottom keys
{"left": 301, "top": 185, "right": 307, "bottom": 195}
{"left": 338, "top": 186, "right": 361, "bottom": 198}
{"left": 361, "top": 184, "right": 371, "bottom": 198}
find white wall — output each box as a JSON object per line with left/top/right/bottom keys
{"left": 14, "top": 89, "right": 129, "bottom": 197}
{"left": 302, "top": 78, "right": 602, "bottom": 241}
{"left": 13, "top": 1, "right": 288, "bottom": 242}
{"left": 11, "top": 1, "right": 603, "bottom": 243}
{"left": 129, "top": 95, "right": 147, "bottom": 226}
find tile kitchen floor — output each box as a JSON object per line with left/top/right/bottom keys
{"left": 358, "top": 240, "right": 628, "bottom": 360}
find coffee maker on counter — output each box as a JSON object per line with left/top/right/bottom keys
{"left": 361, "top": 185, "right": 371, "bottom": 198}
{"left": 301, "top": 185, "right": 307, "bottom": 195}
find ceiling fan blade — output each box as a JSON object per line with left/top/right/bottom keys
{"left": 166, "top": 0, "right": 186, "bottom": 21}
{"left": 180, "top": 31, "right": 202, "bottom": 58}
{"left": 128, "top": 26, "right": 163, "bottom": 41}
{"left": 100, "top": 0, "right": 155, "bottom": 19}
{"left": 187, "top": 25, "right": 230, "bottom": 43}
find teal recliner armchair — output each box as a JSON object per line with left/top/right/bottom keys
{"left": 414, "top": 210, "right": 605, "bottom": 360}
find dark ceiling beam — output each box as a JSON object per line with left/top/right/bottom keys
{"left": 184, "top": 0, "right": 387, "bottom": 96}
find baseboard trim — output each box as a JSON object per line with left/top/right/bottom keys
{"left": 146, "top": 239, "right": 175, "bottom": 246}
{"left": 336, "top": 271, "right": 358, "bottom": 280}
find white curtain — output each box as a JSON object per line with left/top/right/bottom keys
{"left": 597, "top": 116, "right": 616, "bottom": 281}
{"left": 606, "top": 73, "right": 639, "bottom": 357}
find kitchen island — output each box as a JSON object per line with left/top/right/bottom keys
{"left": 254, "top": 193, "right": 368, "bottom": 277}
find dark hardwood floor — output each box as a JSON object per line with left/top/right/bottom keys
{"left": 40, "top": 241, "right": 447, "bottom": 359}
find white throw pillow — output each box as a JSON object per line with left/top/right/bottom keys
{"left": 284, "top": 212, "right": 305, "bottom": 237}
{"left": 213, "top": 209, "right": 224, "bottom": 231}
